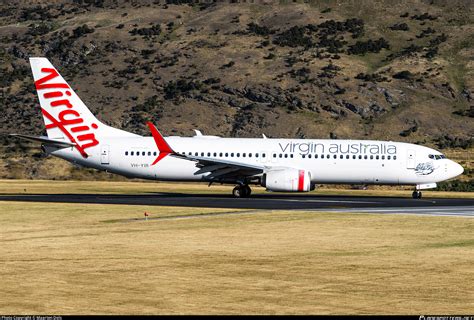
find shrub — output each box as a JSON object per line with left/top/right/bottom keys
{"left": 247, "top": 22, "right": 274, "bottom": 36}
{"left": 347, "top": 37, "right": 390, "bottom": 55}
{"left": 72, "top": 24, "right": 95, "bottom": 38}
{"left": 389, "top": 23, "right": 409, "bottom": 31}
{"left": 393, "top": 70, "right": 414, "bottom": 80}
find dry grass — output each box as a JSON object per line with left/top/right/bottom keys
{"left": 0, "top": 199, "right": 473, "bottom": 315}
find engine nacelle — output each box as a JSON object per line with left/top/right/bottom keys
{"left": 261, "top": 168, "right": 312, "bottom": 192}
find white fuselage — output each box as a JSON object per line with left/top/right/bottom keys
{"left": 47, "top": 136, "right": 463, "bottom": 187}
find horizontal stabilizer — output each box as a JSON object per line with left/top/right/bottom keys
{"left": 10, "top": 133, "right": 76, "bottom": 148}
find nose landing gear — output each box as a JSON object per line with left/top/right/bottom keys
{"left": 412, "top": 190, "right": 422, "bottom": 199}
{"left": 232, "top": 185, "right": 252, "bottom": 198}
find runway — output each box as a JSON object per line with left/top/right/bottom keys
{"left": 0, "top": 192, "right": 473, "bottom": 217}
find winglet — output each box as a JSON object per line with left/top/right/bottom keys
{"left": 147, "top": 122, "right": 174, "bottom": 165}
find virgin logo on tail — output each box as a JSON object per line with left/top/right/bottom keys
{"left": 35, "top": 68, "right": 99, "bottom": 158}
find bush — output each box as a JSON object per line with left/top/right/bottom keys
{"left": 355, "top": 73, "right": 388, "bottom": 82}
{"left": 389, "top": 23, "right": 409, "bottom": 31}
{"left": 247, "top": 22, "right": 274, "bottom": 36}
{"left": 392, "top": 70, "right": 413, "bottom": 80}
{"left": 273, "top": 26, "right": 312, "bottom": 48}
{"left": 72, "top": 24, "right": 95, "bottom": 38}
{"left": 347, "top": 37, "right": 390, "bottom": 55}
{"left": 163, "top": 79, "right": 203, "bottom": 100}
{"left": 129, "top": 24, "right": 161, "bottom": 37}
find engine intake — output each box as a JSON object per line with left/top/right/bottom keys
{"left": 261, "top": 168, "right": 312, "bottom": 192}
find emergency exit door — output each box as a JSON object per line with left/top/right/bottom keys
{"left": 101, "top": 145, "right": 110, "bottom": 165}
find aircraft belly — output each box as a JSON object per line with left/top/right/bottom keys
{"left": 154, "top": 158, "right": 202, "bottom": 180}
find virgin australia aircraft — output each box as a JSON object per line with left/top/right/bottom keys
{"left": 11, "top": 58, "right": 464, "bottom": 199}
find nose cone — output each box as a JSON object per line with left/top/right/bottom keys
{"left": 450, "top": 161, "right": 464, "bottom": 179}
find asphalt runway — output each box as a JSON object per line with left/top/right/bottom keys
{"left": 0, "top": 192, "right": 473, "bottom": 217}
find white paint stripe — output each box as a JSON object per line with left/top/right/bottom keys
{"left": 314, "top": 206, "right": 474, "bottom": 218}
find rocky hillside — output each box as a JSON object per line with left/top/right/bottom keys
{"left": 0, "top": 0, "right": 473, "bottom": 180}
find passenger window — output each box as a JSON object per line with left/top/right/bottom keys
{"left": 125, "top": 151, "right": 128, "bottom": 156}
{"left": 131, "top": 151, "right": 134, "bottom": 156}
{"left": 429, "top": 154, "right": 434, "bottom": 159}
{"left": 382, "top": 155, "right": 385, "bottom": 160}
{"left": 290, "top": 154, "right": 294, "bottom": 158}
{"left": 263, "top": 153, "right": 266, "bottom": 158}
{"left": 370, "top": 155, "right": 373, "bottom": 160}
{"left": 148, "top": 151, "right": 151, "bottom": 156}
{"left": 231, "top": 153, "right": 234, "bottom": 157}
{"left": 364, "top": 155, "right": 368, "bottom": 160}
{"left": 219, "top": 152, "right": 223, "bottom": 157}
{"left": 315, "top": 155, "right": 318, "bottom": 159}
{"left": 346, "top": 155, "right": 349, "bottom": 159}
{"left": 279, "top": 154, "right": 282, "bottom": 158}
{"left": 255, "top": 153, "right": 259, "bottom": 158}
{"left": 273, "top": 153, "right": 276, "bottom": 158}
{"left": 327, "top": 155, "right": 330, "bottom": 159}
{"left": 376, "top": 155, "right": 379, "bottom": 160}
{"left": 249, "top": 153, "right": 252, "bottom": 157}
{"left": 225, "top": 153, "right": 228, "bottom": 157}
{"left": 237, "top": 153, "right": 240, "bottom": 157}
{"left": 393, "top": 156, "right": 397, "bottom": 160}
{"left": 137, "top": 152, "right": 140, "bottom": 157}
{"left": 142, "top": 152, "right": 145, "bottom": 156}
{"left": 302, "top": 154, "right": 306, "bottom": 159}
{"left": 243, "top": 153, "right": 246, "bottom": 157}
{"left": 340, "top": 155, "right": 343, "bottom": 159}
{"left": 284, "top": 154, "right": 288, "bottom": 158}
{"left": 358, "top": 155, "right": 362, "bottom": 159}
{"left": 333, "top": 155, "right": 337, "bottom": 159}
{"left": 387, "top": 155, "right": 391, "bottom": 160}
{"left": 308, "top": 154, "right": 311, "bottom": 159}
{"left": 352, "top": 155, "right": 356, "bottom": 159}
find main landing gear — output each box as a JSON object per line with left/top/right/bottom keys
{"left": 232, "top": 185, "right": 252, "bottom": 198}
{"left": 412, "top": 190, "right": 422, "bottom": 199}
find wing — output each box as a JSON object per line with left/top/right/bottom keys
{"left": 147, "top": 122, "right": 264, "bottom": 181}
{"left": 182, "top": 155, "right": 264, "bottom": 181}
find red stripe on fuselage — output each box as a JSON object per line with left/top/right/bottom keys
{"left": 298, "top": 170, "right": 305, "bottom": 191}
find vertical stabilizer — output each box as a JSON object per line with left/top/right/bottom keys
{"left": 29, "top": 57, "right": 137, "bottom": 157}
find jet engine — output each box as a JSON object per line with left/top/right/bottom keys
{"left": 261, "top": 168, "right": 312, "bottom": 192}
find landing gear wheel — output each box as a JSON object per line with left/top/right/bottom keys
{"left": 243, "top": 185, "right": 252, "bottom": 197}
{"left": 233, "top": 186, "right": 242, "bottom": 198}
{"left": 232, "top": 185, "right": 252, "bottom": 198}
{"left": 412, "top": 191, "right": 422, "bottom": 199}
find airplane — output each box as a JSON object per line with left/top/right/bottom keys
{"left": 11, "top": 57, "right": 464, "bottom": 199}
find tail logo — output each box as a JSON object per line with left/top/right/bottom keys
{"left": 36, "top": 68, "right": 99, "bottom": 158}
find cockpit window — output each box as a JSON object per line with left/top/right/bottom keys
{"left": 429, "top": 154, "right": 446, "bottom": 160}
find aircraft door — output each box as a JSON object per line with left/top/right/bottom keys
{"left": 407, "top": 149, "right": 415, "bottom": 169}
{"left": 101, "top": 145, "right": 110, "bottom": 165}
